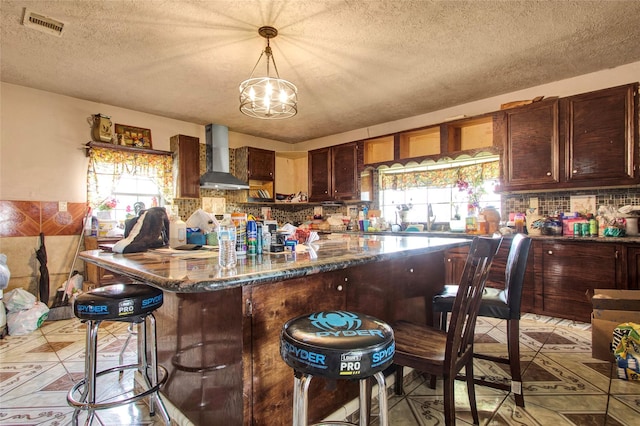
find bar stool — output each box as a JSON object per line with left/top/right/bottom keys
{"left": 280, "top": 310, "right": 395, "bottom": 426}
{"left": 67, "top": 283, "right": 170, "bottom": 425}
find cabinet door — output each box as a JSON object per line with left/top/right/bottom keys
{"left": 331, "top": 142, "right": 359, "bottom": 200}
{"left": 562, "top": 83, "right": 638, "bottom": 186}
{"left": 308, "top": 147, "right": 332, "bottom": 201}
{"left": 444, "top": 246, "right": 469, "bottom": 285}
{"left": 628, "top": 246, "right": 640, "bottom": 290}
{"left": 247, "top": 147, "right": 275, "bottom": 181}
{"left": 249, "top": 273, "right": 351, "bottom": 425}
{"left": 346, "top": 251, "right": 445, "bottom": 327}
{"left": 539, "top": 241, "right": 621, "bottom": 322}
{"left": 170, "top": 134, "right": 200, "bottom": 199}
{"left": 500, "top": 99, "right": 560, "bottom": 189}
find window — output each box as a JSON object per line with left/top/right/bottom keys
{"left": 378, "top": 156, "right": 500, "bottom": 226}
{"left": 87, "top": 146, "right": 174, "bottom": 225}
{"left": 109, "top": 174, "right": 163, "bottom": 222}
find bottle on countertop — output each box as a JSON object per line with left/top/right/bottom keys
{"left": 514, "top": 213, "right": 525, "bottom": 234}
{"left": 588, "top": 214, "right": 598, "bottom": 237}
{"left": 231, "top": 212, "right": 247, "bottom": 257}
{"left": 169, "top": 215, "right": 187, "bottom": 248}
{"left": 217, "top": 220, "right": 237, "bottom": 269}
{"left": 247, "top": 216, "right": 257, "bottom": 255}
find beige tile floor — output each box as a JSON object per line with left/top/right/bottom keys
{"left": 1, "top": 314, "right": 639, "bottom": 425}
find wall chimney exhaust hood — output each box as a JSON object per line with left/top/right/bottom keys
{"left": 200, "top": 124, "right": 249, "bottom": 190}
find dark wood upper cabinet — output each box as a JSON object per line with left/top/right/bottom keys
{"left": 498, "top": 99, "right": 560, "bottom": 190}
{"left": 498, "top": 83, "right": 638, "bottom": 191}
{"left": 309, "top": 142, "right": 361, "bottom": 202}
{"left": 331, "top": 142, "right": 359, "bottom": 200}
{"left": 561, "top": 83, "right": 638, "bottom": 186}
{"left": 246, "top": 147, "right": 275, "bottom": 181}
{"left": 235, "top": 146, "right": 275, "bottom": 202}
{"left": 170, "top": 134, "right": 200, "bottom": 199}
{"left": 308, "top": 147, "right": 332, "bottom": 202}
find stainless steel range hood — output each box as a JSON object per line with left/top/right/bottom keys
{"left": 200, "top": 124, "right": 249, "bottom": 190}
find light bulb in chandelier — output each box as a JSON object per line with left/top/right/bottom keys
{"left": 239, "top": 26, "right": 298, "bottom": 119}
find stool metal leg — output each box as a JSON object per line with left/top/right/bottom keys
{"left": 293, "top": 372, "right": 311, "bottom": 426}
{"left": 373, "top": 371, "right": 388, "bottom": 426}
{"left": 358, "top": 379, "right": 368, "bottom": 425}
{"left": 118, "top": 323, "right": 136, "bottom": 378}
{"left": 68, "top": 315, "right": 170, "bottom": 426}
{"left": 71, "top": 320, "right": 100, "bottom": 426}
{"left": 146, "top": 313, "right": 170, "bottom": 424}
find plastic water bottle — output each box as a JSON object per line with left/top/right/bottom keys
{"left": 217, "top": 224, "right": 237, "bottom": 269}
{"left": 169, "top": 216, "right": 186, "bottom": 248}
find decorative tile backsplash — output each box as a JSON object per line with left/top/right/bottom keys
{"left": 0, "top": 200, "right": 85, "bottom": 237}
{"left": 502, "top": 187, "right": 640, "bottom": 219}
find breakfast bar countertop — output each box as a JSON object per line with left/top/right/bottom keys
{"left": 78, "top": 234, "right": 471, "bottom": 293}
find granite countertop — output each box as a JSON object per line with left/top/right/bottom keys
{"left": 350, "top": 230, "right": 640, "bottom": 243}
{"left": 79, "top": 234, "right": 471, "bottom": 293}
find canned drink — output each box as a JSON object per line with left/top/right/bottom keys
{"left": 573, "top": 223, "right": 582, "bottom": 237}
{"left": 247, "top": 219, "right": 257, "bottom": 255}
{"left": 582, "top": 222, "right": 590, "bottom": 237}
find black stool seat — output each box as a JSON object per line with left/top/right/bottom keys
{"left": 281, "top": 310, "right": 395, "bottom": 380}
{"left": 281, "top": 310, "right": 394, "bottom": 425}
{"left": 74, "top": 283, "right": 163, "bottom": 321}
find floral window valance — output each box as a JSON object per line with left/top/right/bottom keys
{"left": 87, "top": 147, "right": 174, "bottom": 208}
{"left": 380, "top": 160, "right": 499, "bottom": 191}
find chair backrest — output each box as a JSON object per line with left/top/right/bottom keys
{"left": 446, "top": 236, "right": 501, "bottom": 373}
{"left": 503, "top": 234, "right": 532, "bottom": 317}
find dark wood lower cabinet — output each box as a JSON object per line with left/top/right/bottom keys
{"left": 626, "top": 245, "right": 640, "bottom": 290}
{"left": 156, "top": 251, "right": 446, "bottom": 425}
{"left": 246, "top": 272, "right": 353, "bottom": 425}
{"left": 536, "top": 240, "right": 622, "bottom": 322}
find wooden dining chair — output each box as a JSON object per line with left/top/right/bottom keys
{"left": 432, "top": 233, "right": 532, "bottom": 407}
{"left": 393, "top": 236, "right": 502, "bottom": 426}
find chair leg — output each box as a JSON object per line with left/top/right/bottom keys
{"left": 443, "top": 373, "right": 456, "bottom": 426}
{"left": 465, "top": 360, "right": 479, "bottom": 425}
{"left": 507, "top": 319, "right": 525, "bottom": 407}
{"left": 394, "top": 365, "right": 404, "bottom": 395}
{"left": 428, "top": 374, "right": 437, "bottom": 389}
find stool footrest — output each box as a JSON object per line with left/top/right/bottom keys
{"left": 67, "top": 364, "right": 168, "bottom": 411}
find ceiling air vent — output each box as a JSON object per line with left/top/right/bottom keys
{"left": 22, "top": 9, "right": 65, "bottom": 37}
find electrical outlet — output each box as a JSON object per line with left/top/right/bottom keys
{"left": 529, "top": 197, "right": 539, "bottom": 209}
{"left": 58, "top": 201, "right": 67, "bottom": 212}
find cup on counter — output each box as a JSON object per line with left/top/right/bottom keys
{"left": 217, "top": 225, "right": 237, "bottom": 269}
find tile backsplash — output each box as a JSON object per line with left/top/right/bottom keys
{"left": 502, "top": 187, "right": 640, "bottom": 218}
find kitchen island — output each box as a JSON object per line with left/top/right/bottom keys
{"left": 79, "top": 234, "right": 471, "bottom": 425}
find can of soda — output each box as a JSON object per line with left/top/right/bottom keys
{"left": 573, "top": 223, "right": 582, "bottom": 237}
{"left": 582, "top": 222, "right": 590, "bottom": 237}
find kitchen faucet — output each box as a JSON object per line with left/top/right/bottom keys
{"left": 426, "top": 204, "right": 436, "bottom": 231}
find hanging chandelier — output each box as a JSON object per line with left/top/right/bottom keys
{"left": 239, "top": 26, "right": 298, "bottom": 119}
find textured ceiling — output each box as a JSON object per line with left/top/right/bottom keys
{"left": 2, "top": 1, "right": 640, "bottom": 143}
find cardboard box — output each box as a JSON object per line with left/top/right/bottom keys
{"left": 562, "top": 218, "right": 588, "bottom": 236}
{"left": 591, "top": 290, "right": 640, "bottom": 361}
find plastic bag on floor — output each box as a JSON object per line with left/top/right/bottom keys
{"left": 7, "top": 301, "right": 49, "bottom": 335}
{"left": 612, "top": 322, "right": 640, "bottom": 380}
{"left": 4, "top": 288, "right": 36, "bottom": 312}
